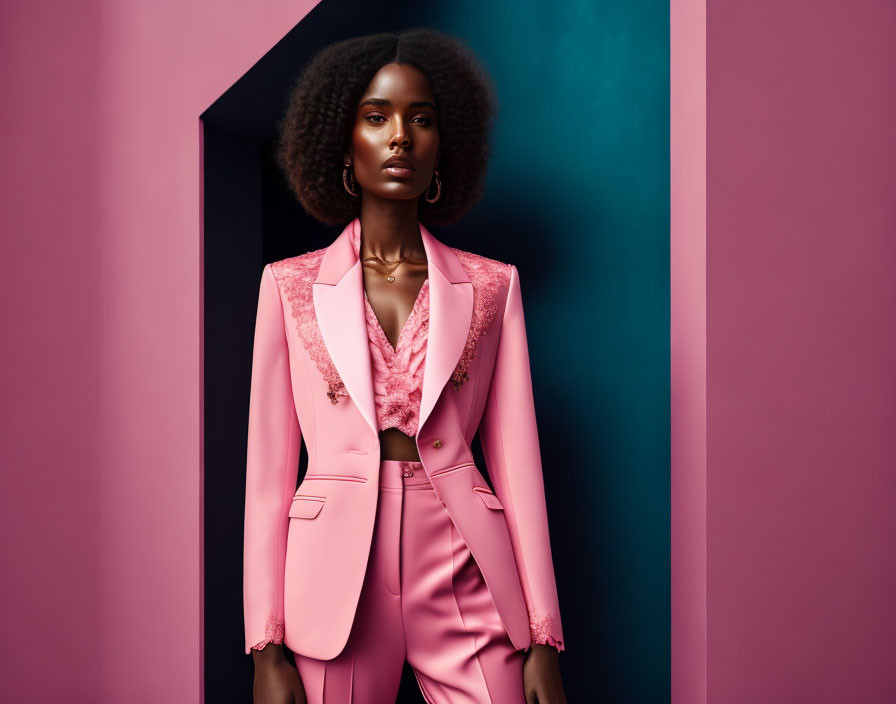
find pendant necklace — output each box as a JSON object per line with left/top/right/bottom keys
{"left": 362, "top": 253, "right": 427, "bottom": 282}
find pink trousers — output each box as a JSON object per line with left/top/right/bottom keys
{"left": 293, "top": 459, "right": 526, "bottom": 703}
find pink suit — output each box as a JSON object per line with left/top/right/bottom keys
{"left": 243, "top": 217, "right": 565, "bottom": 695}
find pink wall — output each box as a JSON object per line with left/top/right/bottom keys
{"left": 674, "top": 1, "right": 896, "bottom": 702}
{"left": 4, "top": 1, "right": 894, "bottom": 701}
{"left": 0, "top": 1, "right": 316, "bottom": 702}
{"left": 671, "top": 0, "right": 706, "bottom": 702}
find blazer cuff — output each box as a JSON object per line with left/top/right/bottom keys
{"left": 529, "top": 610, "right": 565, "bottom": 653}
{"left": 248, "top": 615, "right": 285, "bottom": 652}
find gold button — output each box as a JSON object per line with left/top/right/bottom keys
{"left": 432, "top": 439, "right": 443, "bottom": 448}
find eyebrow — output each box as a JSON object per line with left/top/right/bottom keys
{"left": 358, "top": 98, "right": 436, "bottom": 110}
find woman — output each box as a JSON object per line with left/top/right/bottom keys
{"left": 244, "top": 28, "right": 567, "bottom": 704}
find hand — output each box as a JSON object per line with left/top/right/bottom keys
{"left": 251, "top": 645, "right": 307, "bottom": 704}
{"left": 523, "top": 644, "right": 567, "bottom": 704}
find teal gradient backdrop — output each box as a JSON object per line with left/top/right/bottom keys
{"left": 426, "top": 3, "right": 670, "bottom": 701}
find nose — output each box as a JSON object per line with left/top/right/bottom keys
{"left": 390, "top": 132, "right": 410, "bottom": 149}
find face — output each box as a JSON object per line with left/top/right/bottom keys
{"left": 346, "top": 62, "right": 441, "bottom": 202}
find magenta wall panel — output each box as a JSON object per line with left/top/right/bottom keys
{"left": 674, "top": 1, "right": 896, "bottom": 703}
{"left": 0, "top": 1, "right": 317, "bottom": 702}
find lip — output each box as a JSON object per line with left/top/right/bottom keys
{"left": 382, "top": 156, "right": 416, "bottom": 171}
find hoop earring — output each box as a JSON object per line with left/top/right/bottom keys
{"left": 424, "top": 170, "right": 441, "bottom": 204}
{"left": 343, "top": 165, "right": 359, "bottom": 197}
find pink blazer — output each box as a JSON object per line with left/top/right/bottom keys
{"left": 243, "top": 217, "right": 565, "bottom": 659}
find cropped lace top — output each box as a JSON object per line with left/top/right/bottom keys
{"left": 350, "top": 224, "right": 429, "bottom": 437}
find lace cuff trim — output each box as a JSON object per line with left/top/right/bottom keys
{"left": 249, "top": 616, "right": 285, "bottom": 651}
{"left": 529, "top": 611, "right": 565, "bottom": 653}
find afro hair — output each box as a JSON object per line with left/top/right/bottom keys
{"left": 275, "top": 28, "right": 499, "bottom": 227}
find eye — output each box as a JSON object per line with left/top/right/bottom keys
{"left": 364, "top": 114, "right": 433, "bottom": 126}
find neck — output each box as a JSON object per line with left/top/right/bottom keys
{"left": 358, "top": 204, "right": 426, "bottom": 262}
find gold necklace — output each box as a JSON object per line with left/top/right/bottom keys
{"left": 362, "top": 253, "right": 427, "bottom": 282}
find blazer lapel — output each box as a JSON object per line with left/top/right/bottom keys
{"left": 417, "top": 222, "right": 473, "bottom": 432}
{"left": 312, "top": 217, "right": 473, "bottom": 440}
{"left": 313, "top": 219, "right": 378, "bottom": 438}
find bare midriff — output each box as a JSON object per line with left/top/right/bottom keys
{"left": 379, "top": 427, "right": 421, "bottom": 461}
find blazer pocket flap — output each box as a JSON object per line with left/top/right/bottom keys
{"left": 289, "top": 496, "right": 325, "bottom": 519}
{"left": 473, "top": 488, "right": 504, "bottom": 510}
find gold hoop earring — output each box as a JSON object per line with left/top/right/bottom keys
{"left": 343, "top": 164, "right": 359, "bottom": 197}
{"left": 424, "top": 170, "right": 441, "bottom": 204}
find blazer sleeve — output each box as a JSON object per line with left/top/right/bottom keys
{"left": 478, "top": 264, "right": 565, "bottom": 652}
{"left": 243, "top": 263, "right": 302, "bottom": 654}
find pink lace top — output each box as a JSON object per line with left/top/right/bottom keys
{"left": 350, "top": 225, "right": 429, "bottom": 437}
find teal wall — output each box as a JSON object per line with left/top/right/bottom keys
{"left": 426, "top": 3, "right": 670, "bottom": 701}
